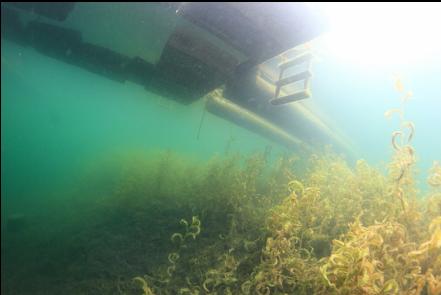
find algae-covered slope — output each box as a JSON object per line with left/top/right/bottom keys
{"left": 2, "top": 149, "right": 440, "bottom": 295}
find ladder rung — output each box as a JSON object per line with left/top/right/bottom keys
{"left": 278, "top": 53, "right": 312, "bottom": 70}
{"left": 276, "top": 70, "right": 312, "bottom": 87}
{"left": 270, "top": 90, "right": 311, "bottom": 105}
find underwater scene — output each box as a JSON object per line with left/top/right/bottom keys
{"left": 1, "top": 3, "right": 441, "bottom": 295}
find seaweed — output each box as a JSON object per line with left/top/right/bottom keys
{"left": 3, "top": 80, "right": 440, "bottom": 295}
{"left": 124, "top": 78, "right": 440, "bottom": 295}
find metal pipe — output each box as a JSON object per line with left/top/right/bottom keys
{"left": 205, "top": 90, "right": 306, "bottom": 149}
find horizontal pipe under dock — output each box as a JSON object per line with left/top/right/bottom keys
{"left": 205, "top": 90, "right": 305, "bottom": 149}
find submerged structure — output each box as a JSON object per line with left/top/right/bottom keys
{"left": 1, "top": 2, "right": 351, "bottom": 152}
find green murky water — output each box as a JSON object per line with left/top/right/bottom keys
{"left": 2, "top": 3, "right": 441, "bottom": 295}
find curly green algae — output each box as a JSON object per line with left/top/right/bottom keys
{"left": 2, "top": 82, "right": 440, "bottom": 295}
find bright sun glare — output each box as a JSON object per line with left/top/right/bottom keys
{"left": 309, "top": 2, "right": 441, "bottom": 66}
